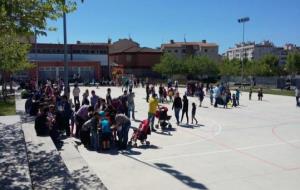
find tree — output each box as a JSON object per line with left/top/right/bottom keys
{"left": 185, "top": 56, "right": 219, "bottom": 78}
{"left": 219, "top": 58, "right": 241, "bottom": 76}
{"left": 0, "top": 0, "right": 82, "bottom": 99}
{"left": 0, "top": 0, "right": 79, "bottom": 36}
{"left": 259, "top": 54, "right": 283, "bottom": 76}
{"left": 153, "top": 53, "right": 183, "bottom": 77}
{"left": 286, "top": 52, "right": 300, "bottom": 75}
{"left": 0, "top": 33, "right": 33, "bottom": 100}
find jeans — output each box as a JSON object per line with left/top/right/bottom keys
{"left": 74, "top": 96, "right": 80, "bottom": 105}
{"left": 174, "top": 108, "right": 181, "bottom": 123}
{"left": 117, "top": 122, "right": 131, "bottom": 149}
{"left": 148, "top": 112, "right": 155, "bottom": 129}
{"left": 128, "top": 104, "right": 135, "bottom": 119}
{"left": 90, "top": 130, "right": 99, "bottom": 150}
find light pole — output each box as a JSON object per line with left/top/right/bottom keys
{"left": 63, "top": 0, "right": 68, "bottom": 95}
{"left": 238, "top": 17, "right": 250, "bottom": 81}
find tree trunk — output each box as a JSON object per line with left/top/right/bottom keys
{"left": 2, "top": 80, "right": 7, "bottom": 102}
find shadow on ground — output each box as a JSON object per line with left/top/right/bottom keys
{"left": 154, "top": 163, "right": 208, "bottom": 190}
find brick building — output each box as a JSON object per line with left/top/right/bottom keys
{"left": 26, "top": 42, "right": 109, "bottom": 82}
{"left": 109, "top": 39, "right": 162, "bottom": 77}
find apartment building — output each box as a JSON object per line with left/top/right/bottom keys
{"left": 161, "top": 40, "right": 219, "bottom": 61}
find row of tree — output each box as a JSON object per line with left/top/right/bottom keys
{"left": 153, "top": 52, "right": 300, "bottom": 78}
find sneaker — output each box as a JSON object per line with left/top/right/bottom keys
{"left": 151, "top": 128, "right": 157, "bottom": 132}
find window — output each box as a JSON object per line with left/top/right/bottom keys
{"left": 204, "top": 49, "right": 208, "bottom": 52}
{"left": 126, "top": 55, "right": 132, "bottom": 62}
{"left": 182, "top": 49, "right": 186, "bottom": 53}
{"left": 174, "top": 49, "right": 178, "bottom": 53}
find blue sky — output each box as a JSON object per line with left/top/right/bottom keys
{"left": 38, "top": 0, "right": 300, "bottom": 53}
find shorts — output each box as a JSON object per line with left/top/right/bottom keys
{"left": 102, "top": 132, "right": 111, "bottom": 141}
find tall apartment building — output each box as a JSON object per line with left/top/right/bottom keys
{"left": 226, "top": 41, "right": 275, "bottom": 61}
{"left": 226, "top": 41, "right": 300, "bottom": 65}
{"left": 161, "top": 40, "right": 219, "bottom": 61}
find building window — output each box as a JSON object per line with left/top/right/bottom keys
{"left": 182, "top": 49, "right": 186, "bottom": 53}
{"left": 126, "top": 55, "right": 132, "bottom": 62}
{"left": 204, "top": 49, "right": 208, "bottom": 52}
{"left": 174, "top": 49, "right": 178, "bottom": 53}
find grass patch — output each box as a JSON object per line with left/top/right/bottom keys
{"left": 0, "top": 98, "right": 16, "bottom": 116}
{"left": 239, "top": 87, "right": 294, "bottom": 97}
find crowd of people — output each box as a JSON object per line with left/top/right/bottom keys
{"left": 24, "top": 78, "right": 299, "bottom": 153}
{"left": 26, "top": 80, "right": 137, "bottom": 151}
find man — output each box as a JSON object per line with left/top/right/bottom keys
{"left": 106, "top": 88, "right": 112, "bottom": 105}
{"left": 73, "top": 84, "right": 80, "bottom": 105}
{"left": 75, "top": 105, "right": 94, "bottom": 138}
{"left": 148, "top": 93, "right": 159, "bottom": 132}
{"left": 127, "top": 88, "right": 135, "bottom": 120}
{"left": 81, "top": 112, "right": 99, "bottom": 149}
{"left": 90, "top": 90, "right": 99, "bottom": 108}
{"left": 120, "top": 90, "right": 129, "bottom": 117}
{"left": 172, "top": 92, "right": 182, "bottom": 125}
{"left": 115, "top": 114, "right": 131, "bottom": 150}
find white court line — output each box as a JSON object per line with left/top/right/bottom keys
{"left": 164, "top": 118, "right": 223, "bottom": 148}
{"left": 144, "top": 139, "right": 300, "bottom": 162}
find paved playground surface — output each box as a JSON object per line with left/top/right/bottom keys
{"left": 74, "top": 86, "right": 300, "bottom": 190}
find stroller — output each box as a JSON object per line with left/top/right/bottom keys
{"left": 155, "top": 106, "right": 172, "bottom": 130}
{"left": 128, "top": 119, "right": 150, "bottom": 147}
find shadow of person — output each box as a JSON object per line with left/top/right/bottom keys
{"left": 154, "top": 163, "right": 208, "bottom": 190}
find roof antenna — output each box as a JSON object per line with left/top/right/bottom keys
{"left": 128, "top": 33, "right": 132, "bottom": 40}
{"left": 184, "top": 34, "right": 186, "bottom": 43}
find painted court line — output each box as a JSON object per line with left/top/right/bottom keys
{"left": 144, "top": 139, "right": 300, "bottom": 162}
{"left": 164, "top": 119, "right": 222, "bottom": 148}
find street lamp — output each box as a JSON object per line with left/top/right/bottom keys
{"left": 238, "top": 17, "right": 250, "bottom": 81}
{"left": 63, "top": 0, "right": 84, "bottom": 96}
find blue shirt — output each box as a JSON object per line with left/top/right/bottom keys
{"left": 101, "top": 119, "right": 111, "bottom": 133}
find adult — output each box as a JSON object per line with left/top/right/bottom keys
{"left": 172, "top": 92, "right": 182, "bottom": 125}
{"left": 81, "top": 112, "right": 99, "bottom": 149}
{"left": 106, "top": 88, "right": 112, "bottom": 105}
{"left": 75, "top": 105, "right": 94, "bottom": 138}
{"left": 146, "top": 83, "right": 150, "bottom": 102}
{"left": 258, "top": 88, "right": 263, "bottom": 101}
{"left": 90, "top": 90, "right": 99, "bottom": 108}
{"left": 73, "top": 84, "right": 80, "bottom": 105}
{"left": 198, "top": 87, "right": 204, "bottom": 107}
{"left": 181, "top": 95, "right": 189, "bottom": 124}
{"left": 148, "top": 93, "right": 159, "bottom": 132}
{"left": 115, "top": 114, "right": 131, "bottom": 150}
{"left": 35, "top": 107, "right": 50, "bottom": 136}
{"left": 295, "top": 87, "right": 300, "bottom": 106}
{"left": 158, "top": 84, "right": 164, "bottom": 103}
{"left": 120, "top": 90, "right": 129, "bottom": 117}
{"left": 61, "top": 95, "right": 73, "bottom": 136}
{"left": 82, "top": 89, "right": 90, "bottom": 105}
{"left": 127, "top": 88, "right": 135, "bottom": 120}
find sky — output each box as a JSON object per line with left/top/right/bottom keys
{"left": 38, "top": 0, "right": 300, "bottom": 53}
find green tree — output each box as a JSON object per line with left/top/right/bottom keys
{"left": 0, "top": 0, "right": 80, "bottom": 36}
{"left": 0, "top": 33, "right": 33, "bottom": 100}
{"left": 259, "top": 54, "right": 283, "bottom": 76}
{"left": 286, "top": 52, "right": 300, "bottom": 75}
{"left": 219, "top": 58, "right": 241, "bottom": 76}
{"left": 153, "top": 53, "right": 183, "bottom": 77}
{"left": 185, "top": 56, "right": 219, "bottom": 78}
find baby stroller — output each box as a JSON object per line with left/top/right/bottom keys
{"left": 128, "top": 119, "right": 150, "bottom": 147}
{"left": 155, "top": 106, "right": 172, "bottom": 130}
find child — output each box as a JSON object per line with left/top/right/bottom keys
{"left": 168, "top": 88, "right": 174, "bottom": 102}
{"left": 99, "top": 111, "right": 111, "bottom": 150}
{"left": 191, "top": 103, "right": 198, "bottom": 124}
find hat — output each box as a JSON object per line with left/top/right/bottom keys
{"left": 99, "top": 111, "right": 105, "bottom": 117}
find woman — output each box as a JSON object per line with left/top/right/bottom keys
{"left": 172, "top": 92, "right": 182, "bottom": 125}
{"left": 181, "top": 95, "right": 189, "bottom": 124}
